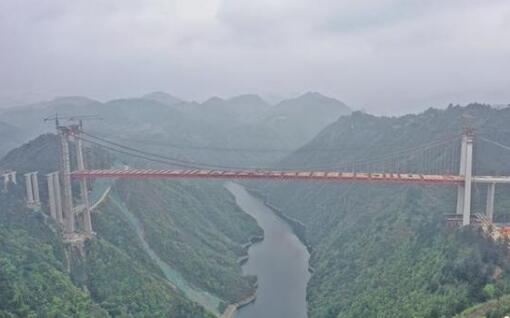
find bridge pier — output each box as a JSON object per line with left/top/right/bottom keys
{"left": 32, "top": 172, "right": 40, "bottom": 205}
{"left": 24, "top": 172, "right": 41, "bottom": 208}
{"left": 10, "top": 172, "right": 16, "bottom": 184}
{"left": 46, "top": 172, "right": 64, "bottom": 222}
{"left": 24, "top": 173, "right": 34, "bottom": 204}
{"left": 486, "top": 183, "right": 496, "bottom": 222}
{"left": 3, "top": 171, "right": 16, "bottom": 192}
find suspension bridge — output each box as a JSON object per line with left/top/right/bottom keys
{"left": 3, "top": 120, "right": 510, "bottom": 241}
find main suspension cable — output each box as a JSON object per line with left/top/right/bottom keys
{"left": 79, "top": 130, "right": 462, "bottom": 172}
{"left": 80, "top": 137, "right": 200, "bottom": 169}
{"left": 479, "top": 136, "right": 510, "bottom": 152}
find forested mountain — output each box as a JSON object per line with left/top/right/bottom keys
{"left": 0, "top": 97, "right": 102, "bottom": 158}
{"left": 255, "top": 104, "right": 510, "bottom": 317}
{"left": 260, "top": 92, "right": 350, "bottom": 147}
{"left": 0, "top": 92, "right": 350, "bottom": 164}
{"left": 7, "top": 95, "right": 510, "bottom": 317}
{"left": 0, "top": 91, "right": 350, "bottom": 317}
{"left": 0, "top": 187, "right": 217, "bottom": 318}
{"left": 0, "top": 134, "right": 261, "bottom": 317}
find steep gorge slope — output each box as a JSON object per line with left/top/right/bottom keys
{"left": 0, "top": 134, "right": 261, "bottom": 317}
{"left": 0, "top": 181, "right": 214, "bottom": 317}
{"left": 259, "top": 104, "right": 510, "bottom": 317}
{"left": 0, "top": 187, "right": 109, "bottom": 317}
{"left": 110, "top": 179, "right": 261, "bottom": 305}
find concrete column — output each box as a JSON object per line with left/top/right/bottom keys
{"left": 10, "top": 171, "right": 16, "bottom": 184}
{"left": 2, "top": 174, "right": 8, "bottom": 192}
{"left": 31, "top": 172, "right": 40, "bottom": 205}
{"left": 59, "top": 129, "right": 74, "bottom": 234}
{"left": 456, "top": 134, "right": 467, "bottom": 215}
{"left": 24, "top": 173, "right": 34, "bottom": 203}
{"left": 46, "top": 173, "right": 57, "bottom": 220}
{"left": 462, "top": 134, "right": 474, "bottom": 226}
{"left": 486, "top": 183, "right": 496, "bottom": 222}
{"left": 76, "top": 130, "right": 92, "bottom": 236}
{"left": 53, "top": 172, "right": 63, "bottom": 224}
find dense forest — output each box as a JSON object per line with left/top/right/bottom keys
{"left": 2, "top": 102, "right": 510, "bottom": 317}
{"left": 0, "top": 185, "right": 217, "bottom": 317}
{"left": 256, "top": 104, "right": 510, "bottom": 317}
{"left": 0, "top": 92, "right": 349, "bottom": 317}
{"left": 2, "top": 0, "right": 507, "bottom": 316}
{"left": 0, "top": 134, "right": 261, "bottom": 317}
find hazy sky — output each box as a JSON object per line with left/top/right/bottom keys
{"left": 1, "top": 0, "right": 509, "bottom": 114}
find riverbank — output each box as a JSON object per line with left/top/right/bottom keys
{"left": 242, "top": 185, "right": 317, "bottom": 275}
{"left": 237, "top": 235, "right": 264, "bottom": 266}
{"left": 225, "top": 182, "right": 310, "bottom": 318}
{"left": 242, "top": 186, "right": 312, "bottom": 252}
{"left": 222, "top": 229, "right": 263, "bottom": 316}
{"left": 221, "top": 293, "right": 257, "bottom": 318}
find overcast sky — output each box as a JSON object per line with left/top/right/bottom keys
{"left": 1, "top": 0, "right": 509, "bottom": 114}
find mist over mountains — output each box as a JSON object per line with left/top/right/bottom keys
{"left": 0, "top": 91, "right": 350, "bottom": 163}
{"left": 2, "top": 96, "right": 510, "bottom": 317}
{"left": 2, "top": 1, "right": 510, "bottom": 317}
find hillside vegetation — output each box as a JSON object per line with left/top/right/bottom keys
{"left": 0, "top": 185, "right": 216, "bottom": 317}
{"left": 113, "top": 179, "right": 261, "bottom": 303}
{"left": 0, "top": 133, "right": 261, "bottom": 317}
{"left": 257, "top": 104, "right": 510, "bottom": 317}
{"left": 0, "top": 187, "right": 110, "bottom": 317}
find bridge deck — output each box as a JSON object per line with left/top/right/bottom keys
{"left": 472, "top": 176, "right": 510, "bottom": 184}
{"left": 71, "top": 169, "right": 466, "bottom": 184}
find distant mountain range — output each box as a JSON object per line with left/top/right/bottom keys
{"left": 142, "top": 91, "right": 184, "bottom": 106}
{"left": 0, "top": 92, "right": 351, "bottom": 163}
{"left": 3, "top": 96, "right": 510, "bottom": 317}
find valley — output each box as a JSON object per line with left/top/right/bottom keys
{"left": 226, "top": 182, "right": 310, "bottom": 318}
{"left": 1, "top": 97, "right": 510, "bottom": 318}
{"left": 3, "top": 2, "right": 510, "bottom": 317}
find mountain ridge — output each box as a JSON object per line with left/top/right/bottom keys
{"left": 142, "top": 91, "right": 184, "bottom": 106}
{"left": 258, "top": 103, "right": 510, "bottom": 318}
{"left": 0, "top": 91, "right": 352, "bottom": 165}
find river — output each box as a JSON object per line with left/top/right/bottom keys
{"left": 225, "top": 182, "right": 310, "bottom": 318}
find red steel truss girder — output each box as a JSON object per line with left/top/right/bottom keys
{"left": 71, "top": 169, "right": 464, "bottom": 185}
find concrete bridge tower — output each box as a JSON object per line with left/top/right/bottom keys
{"left": 73, "top": 122, "right": 93, "bottom": 236}
{"left": 58, "top": 126, "right": 75, "bottom": 234}
{"left": 456, "top": 129, "right": 474, "bottom": 226}
{"left": 52, "top": 120, "right": 94, "bottom": 238}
